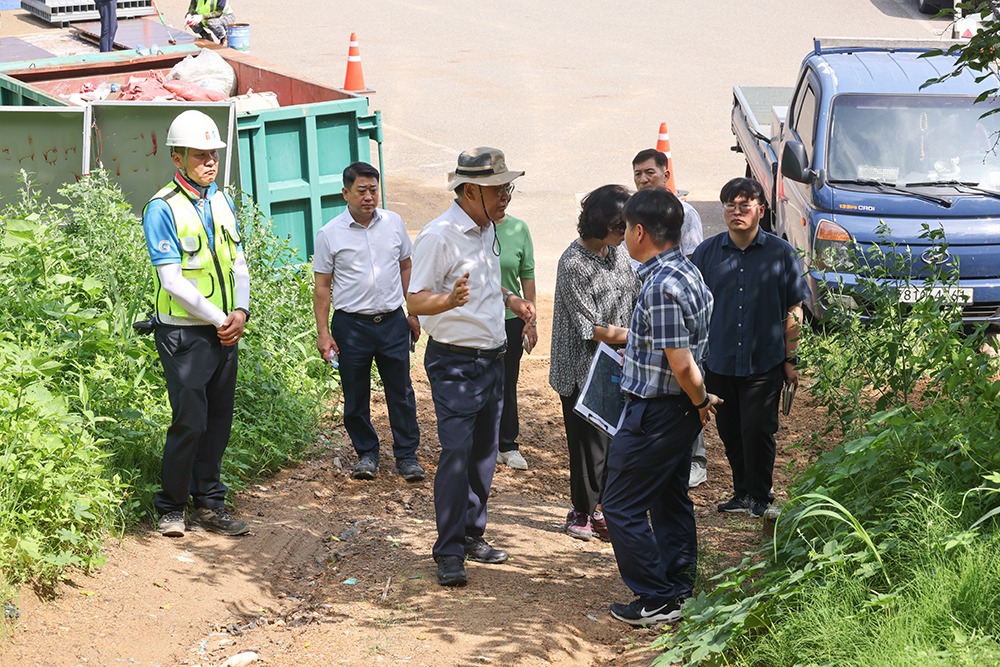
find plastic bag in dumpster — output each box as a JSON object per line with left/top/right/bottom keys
{"left": 166, "top": 48, "right": 237, "bottom": 96}
{"left": 162, "top": 79, "right": 229, "bottom": 102}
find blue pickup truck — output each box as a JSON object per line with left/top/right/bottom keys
{"left": 732, "top": 37, "right": 1000, "bottom": 323}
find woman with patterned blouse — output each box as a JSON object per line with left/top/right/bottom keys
{"left": 549, "top": 185, "right": 641, "bottom": 541}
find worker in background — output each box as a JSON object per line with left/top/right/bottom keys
{"left": 407, "top": 147, "right": 535, "bottom": 587}
{"left": 143, "top": 110, "right": 251, "bottom": 538}
{"left": 495, "top": 210, "right": 537, "bottom": 471}
{"left": 95, "top": 0, "right": 117, "bottom": 52}
{"left": 185, "top": 0, "right": 235, "bottom": 46}
{"left": 313, "top": 161, "right": 424, "bottom": 483}
{"left": 631, "top": 148, "right": 708, "bottom": 489}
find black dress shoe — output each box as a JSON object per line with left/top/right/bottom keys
{"left": 464, "top": 536, "right": 508, "bottom": 564}
{"left": 435, "top": 555, "right": 467, "bottom": 586}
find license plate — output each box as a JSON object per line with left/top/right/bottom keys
{"left": 897, "top": 286, "right": 973, "bottom": 303}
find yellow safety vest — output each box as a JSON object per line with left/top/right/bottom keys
{"left": 145, "top": 179, "right": 241, "bottom": 324}
{"left": 194, "top": 0, "right": 233, "bottom": 20}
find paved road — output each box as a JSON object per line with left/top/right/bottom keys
{"left": 153, "top": 0, "right": 951, "bottom": 290}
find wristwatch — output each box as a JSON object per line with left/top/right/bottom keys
{"left": 235, "top": 307, "right": 251, "bottom": 322}
{"left": 784, "top": 354, "right": 800, "bottom": 366}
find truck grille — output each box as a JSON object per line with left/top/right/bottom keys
{"left": 963, "top": 302, "right": 1000, "bottom": 321}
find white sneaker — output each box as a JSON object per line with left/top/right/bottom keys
{"left": 497, "top": 450, "right": 528, "bottom": 470}
{"left": 689, "top": 462, "right": 707, "bottom": 488}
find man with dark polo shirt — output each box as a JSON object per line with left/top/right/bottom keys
{"left": 691, "top": 177, "right": 810, "bottom": 519}
{"left": 406, "top": 147, "right": 536, "bottom": 587}
{"left": 313, "top": 161, "right": 424, "bottom": 483}
{"left": 602, "top": 187, "right": 718, "bottom": 626}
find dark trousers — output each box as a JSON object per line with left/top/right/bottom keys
{"left": 499, "top": 317, "right": 524, "bottom": 452}
{"left": 706, "top": 364, "right": 784, "bottom": 503}
{"left": 560, "top": 389, "right": 611, "bottom": 515}
{"left": 153, "top": 325, "right": 237, "bottom": 515}
{"left": 424, "top": 344, "right": 504, "bottom": 558}
{"left": 603, "top": 396, "right": 700, "bottom": 601}
{"left": 332, "top": 308, "right": 419, "bottom": 462}
{"left": 95, "top": 0, "right": 117, "bottom": 52}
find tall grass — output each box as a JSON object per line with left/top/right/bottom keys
{"left": 657, "top": 224, "right": 1000, "bottom": 665}
{"left": 0, "top": 172, "right": 338, "bottom": 588}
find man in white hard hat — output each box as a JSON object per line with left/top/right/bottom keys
{"left": 142, "top": 109, "right": 251, "bottom": 537}
{"left": 406, "top": 147, "right": 536, "bottom": 587}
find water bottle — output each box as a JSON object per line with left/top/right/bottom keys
{"left": 136, "top": 44, "right": 148, "bottom": 56}
{"left": 150, "top": 43, "right": 159, "bottom": 55}
{"left": 327, "top": 349, "right": 339, "bottom": 369}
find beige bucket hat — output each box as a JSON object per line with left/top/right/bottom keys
{"left": 446, "top": 147, "right": 524, "bottom": 191}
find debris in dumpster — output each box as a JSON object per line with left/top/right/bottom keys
{"left": 232, "top": 90, "right": 280, "bottom": 113}
{"left": 119, "top": 71, "right": 174, "bottom": 101}
{"left": 162, "top": 79, "right": 229, "bottom": 102}
{"left": 166, "top": 48, "right": 237, "bottom": 96}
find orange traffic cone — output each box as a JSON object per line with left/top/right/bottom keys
{"left": 655, "top": 122, "right": 678, "bottom": 194}
{"left": 343, "top": 33, "right": 373, "bottom": 94}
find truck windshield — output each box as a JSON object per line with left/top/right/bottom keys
{"left": 827, "top": 94, "right": 1000, "bottom": 189}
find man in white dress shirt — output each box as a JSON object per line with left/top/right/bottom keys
{"left": 313, "top": 161, "right": 424, "bottom": 482}
{"left": 632, "top": 148, "right": 709, "bottom": 489}
{"left": 407, "top": 147, "right": 536, "bottom": 587}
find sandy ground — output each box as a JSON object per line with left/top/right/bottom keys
{"left": 0, "top": 295, "right": 832, "bottom": 667}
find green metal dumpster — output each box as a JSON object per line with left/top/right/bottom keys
{"left": 0, "top": 45, "right": 382, "bottom": 262}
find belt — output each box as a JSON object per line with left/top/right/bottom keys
{"left": 339, "top": 307, "right": 401, "bottom": 323}
{"left": 626, "top": 392, "right": 685, "bottom": 402}
{"left": 428, "top": 337, "right": 506, "bottom": 360}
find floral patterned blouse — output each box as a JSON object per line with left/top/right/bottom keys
{"left": 548, "top": 240, "right": 641, "bottom": 397}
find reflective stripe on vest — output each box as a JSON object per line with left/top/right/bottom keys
{"left": 146, "top": 181, "right": 240, "bottom": 324}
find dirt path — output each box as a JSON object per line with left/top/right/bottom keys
{"left": 0, "top": 296, "right": 829, "bottom": 667}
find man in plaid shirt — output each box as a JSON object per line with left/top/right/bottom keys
{"left": 603, "top": 188, "right": 721, "bottom": 626}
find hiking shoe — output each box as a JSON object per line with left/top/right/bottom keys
{"left": 566, "top": 509, "right": 594, "bottom": 541}
{"left": 689, "top": 462, "right": 707, "bottom": 488}
{"left": 187, "top": 507, "right": 250, "bottom": 536}
{"left": 717, "top": 494, "right": 752, "bottom": 514}
{"left": 158, "top": 511, "right": 186, "bottom": 537}
{"left": 352, "top": 454, "right": 378, "bottom": 480}
{"left": 395, "top": 458, "right": 425, "bottom": 482}
{"left": 591, "top": 510, "right": 609, "bottom": 540}
{"left": 497, "top": 449, "right": 528, "bottom": 470}
{"left": 610, "top": 597, "right": 682, "bottom": 626}
{"left": 749, "top": 498, "right": 778, "bottom": 519}
{"left": 435, "top": 555, "right": 467, "bottom": 587}
{"left": 463, "top": 536, "right": 508, "bottom": 564}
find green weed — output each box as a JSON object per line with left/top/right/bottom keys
{"left": 0, "top": 172, "right": 340, "bottom": 587}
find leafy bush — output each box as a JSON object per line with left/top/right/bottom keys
{"left": 0, "top": 172, "right": 338, "bottom": 587}
{"left": 657, "top": 224, "right": 1000, "bottom": 665}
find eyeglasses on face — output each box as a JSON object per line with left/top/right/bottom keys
{"left": 722, "top": 201, "right": 760, "bottom": 213}
{"left": 495, "top": 183, "right": 515, "bottom": 198}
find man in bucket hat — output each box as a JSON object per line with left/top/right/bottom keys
{"left": 407, "top": 147, "right": 536, "bottom": 587}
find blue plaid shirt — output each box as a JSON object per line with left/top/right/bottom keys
{"left": 621, "top": 246, "right": 714, "bottom": 399}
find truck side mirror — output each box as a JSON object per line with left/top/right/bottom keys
{"left": 781, "top": 141, "right": 815, "bottom": 185}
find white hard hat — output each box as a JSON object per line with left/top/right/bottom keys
{"left": 166, "top": 110, "right": 227, "bottom": 150}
